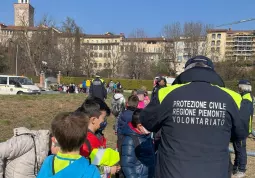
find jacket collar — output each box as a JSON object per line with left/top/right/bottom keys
{"left": 173, "top": 67, "right": 225, "bottom": 87}
{"left": 126, "top": 106, "right": 137, "bottom": 111}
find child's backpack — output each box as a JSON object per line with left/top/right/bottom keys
{"left": 111, "top": 95, "right": 125, "bottom": 117}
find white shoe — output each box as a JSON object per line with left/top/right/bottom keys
{"left": 233, "top": 172, "right": 246, "bottom": 178}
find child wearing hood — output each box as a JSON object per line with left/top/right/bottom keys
{"left": 118, "top": 109, "right": 155, "bottom": 178}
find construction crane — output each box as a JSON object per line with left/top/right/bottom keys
{"left": 216, "top": 18, "right": 255, "bottom": 27}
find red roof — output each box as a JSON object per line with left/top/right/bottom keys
{"left": 123, "top": 37, "right": 167, "bottom": 42}
{"left": 82, "top": 34, "right": 124, "bottom": 38}
{"left": 207, "top": 29, "right": 228, "bottom": 33}
{"left": 1, "top": 25, "right": 48, "bottom": 31}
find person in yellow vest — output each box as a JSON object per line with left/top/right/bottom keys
{"left": 232, "top": 80, "right": 254, "bottom": 178}
{"left": 86, "top": 79, "right": 91, "bottom": 94}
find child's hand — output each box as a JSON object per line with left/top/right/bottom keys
{"left": 110, "top": 166, "right": 120, "bottom": 174}
{"left": 116, "top": 165, "right": 121, "bottom": 172}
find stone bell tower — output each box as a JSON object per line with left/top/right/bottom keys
{"left": 14, "top": 0, "right": 34, "bottom": 27}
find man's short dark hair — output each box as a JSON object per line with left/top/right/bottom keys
{"left": 76, "top": 96, "right": 111, "bottom": 117}
{"left": 131, "top": 109, "right": 142, "bottom": 127}
{"left": 51, "top": 112, "right": 89, "bottom": 152}
{"left": 128, "top": 95, "right": 139, "bottom": 108}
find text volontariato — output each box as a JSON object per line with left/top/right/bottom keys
{"left": 172, "top": 100, "right": 227, "bottom": 126}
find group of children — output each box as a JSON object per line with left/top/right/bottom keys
{"left": 111, "top": 87, "right": 155, "bottom": 178}
{"left": 0, "top": 87, "right": 155, "bottom": 178}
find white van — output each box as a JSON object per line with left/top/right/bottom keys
{"left": 0, "top": 75, "right": 41, "bottom": 95}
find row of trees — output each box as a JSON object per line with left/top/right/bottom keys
{"left": 0, "top": 17, "right": 254, "bottom": 80}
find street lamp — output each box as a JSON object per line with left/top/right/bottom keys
{"left": 9, "top": 40, "right": 18, "bottom": 76}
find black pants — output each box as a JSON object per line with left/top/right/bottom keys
{"left": 229, "top": 153, "right": 233, "bottom": 178}
{"left": 233, "top": 139, "right": 247, "bottom": 172}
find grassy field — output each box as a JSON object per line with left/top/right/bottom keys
{"left": 0, "top": 94, "right": 255, "bottom": 177}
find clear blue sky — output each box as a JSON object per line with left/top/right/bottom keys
{"left": 1, "top": 0, "right": 255, "bottom": 36}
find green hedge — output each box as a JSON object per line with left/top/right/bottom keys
{"left": 28, "top": 76, "right": 255, "bottom": 94}
{"left": 60, "top": 77, "right": 154, "bottom": 91}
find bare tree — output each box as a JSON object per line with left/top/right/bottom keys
{"left": 107, "top": 45, "right": 124, "bottom": 78}
{"left": 58, "top": 17, "right": 82, "bottom": 76}
{"left": 183, "top": 22, "right": 213, "bottom": 57}
{"left": 80, "top": 44, "right": 95, "bottom": 78}
{"left": 123, "top": 29, "right": 150, "bottom": 79}
{"left": 0, "top": 44, "right": 9, "bottom": 73}
{"left": 161, "top": 22, "right": 182, "bottom": 76}
{"left": 8, "top": 15, "right": 60, "bottom": 76}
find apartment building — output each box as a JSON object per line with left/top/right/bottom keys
{"left": 207, "top": 29, "right": 255, "bottom": 61}
{"left": 81, "top": 32, "right": 124, "bottom": 70}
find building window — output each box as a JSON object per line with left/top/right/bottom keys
{"left": 211, "top": 48, "right": 215, "bottom": 53}
{"left": 99, "top": 63, "right": 102, "bottom": 68}
{"left": 104, "top": 53, "right": 107, "bottom": 58}
{"left": 121, "top": 46, "right": 124, "bottom": 52}
{"left": 90, "top": 53, "right": 93, "bottom": 57}
{"left": 94, "top": 52, "right": 98, "bottom": 57}
{"left": 217, "top": 40, "right": 221, "bottom": 46}
{"left": 211, "top": 41, "right": 215, "bottom": 46}
{"left": 99, "top": 45, "right": 103, "bottom": 50}
{"left": 104, "top": 63, "right": 107, "bottom": 68}
{"left": 93, "top": 45, "right": 98, "bottom": 50}
{"left": 108, "top": 53, "right": 111, "bottom": 58}
{"left": 94, "top": 63, "right": 97, "bottom": 68}
{"left": 108, "top": 63, "right": 111, "bottom": 68}
{"left": 177, "top": 56, "right": 182, "bottom": 62}
{"left": 217, "top": 34, "right": 221, "bottom": 39}
{"left": 216, "top": 47, "right": 220, "bottom": 53}
{"left": 212, "top": 34, "right": 216, "bottom": 39}
{"left": 104, "top": 46, "right": 108, "bottom": 50}
{"left": 99, "top": 53, "right": 102, "bottom": 57}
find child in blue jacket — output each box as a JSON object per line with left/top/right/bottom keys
{"left": 37, "top": 112, "right": 100, "bottom": 178}
{"left": 119, "top": 109, "right": 155, "bottom": 178}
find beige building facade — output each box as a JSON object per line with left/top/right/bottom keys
{"left": 207, "top": 29, "right": 255, "bottom": 61}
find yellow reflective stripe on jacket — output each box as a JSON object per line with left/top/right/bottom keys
{"left": 89, "top": 148, "right": 120, "bottom": 166}
{"left": 90, "top": 149, "right": 105, "bottom": 165}
{"left": 214, "top": 86, "right": 242, "bottom": 109}
{"left": 91, "top": 79, "right": 104, "bottom": 83}
{"left": 158, "top": 83, "right": 190, "bottom": 104}
{"left": 243, "top": 93, "right": 252, "bottom": 102}
{"left": 54, "top": 152, "right": 81, "bottom": 174}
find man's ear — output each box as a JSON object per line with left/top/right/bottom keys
{"left": 90, "top": 117, "right": 97, "bottom": 124}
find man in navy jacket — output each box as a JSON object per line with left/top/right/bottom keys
{"left": 232, "top": 80, "right": 254, "bottom": 178}
{"left": 140, "top": 56, "right": 247, "bottom": 178}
